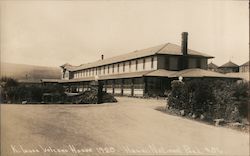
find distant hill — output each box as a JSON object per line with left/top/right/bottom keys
{"left": 0, "top": 62, "right": 61, "bottom": 80}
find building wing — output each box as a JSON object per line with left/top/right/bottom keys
{"left": 63, "top": 43, "right": 213, "bottom": 72}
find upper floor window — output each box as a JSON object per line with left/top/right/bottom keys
{"left": 143, "top": 58, "right": 146, "bottom": 70}
{"left": 103, "top": 66, "right": 105, "bottom": 74}
{"left": 98, "top": 67, "right": 101, "bottom": 75}
{"left": 108, "top": 65, "right": 110, "bottom": 74}
{"left": 135, "top": 60, "right": 138, "bottom": 71}
{"left": 129, "top": 61, "right": 131, "bottom": 70}
{"left": 151, "top": 57, "right": 154, "bottom": 69}
{"left": 112, "top": 64, "right": 114, "bottom": 73}
{"left": 123, "top": 62, "right": 125, "bottom": 72}
{"left": 117, "top": 64, "right": 119, "bottom": 73}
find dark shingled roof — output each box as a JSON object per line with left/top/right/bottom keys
{"left": 208, "top": 62, "right": 218, "bottom": 69}
{"left": 241, "top": 61, "right": 249, "bottom": 66}
{"left": 219, "top": 61, "right": 239, "bottom": 68}
{"left": 62, "top": 43, "right": 214, "bottom": 71}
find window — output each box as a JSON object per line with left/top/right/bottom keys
{"left": 117, "top": 64, "right": 119, "bottom": 73}
{"left": 134, "top": 78, "right": 143, "bottom": 89}
{"left": 143, "top": 58, "right": 145, "bottom": 70}
{"left": 165, "top": 57, "right": 169, "bottom": 69}
{"left": 108, "top": 65, "right": 110, "bottom": 74}
{"left": 151, "top": 57, "right": 154, "bottom": 69}
{"left": 123, "top": 62, "right": 125, "bottom": 72}
{"left": 96, "top": 68, "right": 98, "bottom": 75}
{"left": 129, "top": 61, "right": 131, "bottom": 70}
{"left": 196, "top": 59, "right": 201, "bottom": 68}
{"left": 135, "top": 60, "right": 138, "bottom": 71}
{"left": 98, "top": 67, "right": 101, "bottom": 75}
{"left": 103, "top": 66, "right": 105, "bottom": 74}
{"left": 112, "top": 64, "right": 114, "bottom": 73}
{"left": 92, "top": 68, "right": 94, "bottom": 76}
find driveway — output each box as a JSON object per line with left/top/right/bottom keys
{"left": 1, "top": 97, "right": 249, "bottom": 156}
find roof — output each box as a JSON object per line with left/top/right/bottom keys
{"left": 168, "top": 68, "right": 240, "bottom": 79}
{"left": 41, "top": 79, "right": 61, "bottom": 83}
{"left": 59, "top": 77, "right": 95, "bottom": 83}
{"left": 59, "top": 68, "right": 241, "bottom": 83}
{"left": 219, "top": 61, "right": 239, "bottom": 68}
{"left": 145, "top": 69, "right": 177, "bottom": 77}
{"left": 226, "top": 72, "right": 249, "bottom": 81}
{"left": 60, "top": 63, "right": 71, "bottom": 68}
{"left": 63, "top": 43, "right": 214, "bottom": 72}
{"left": 240, "top": 61, "right": 249, "bottom": 66}
{"left": 18, "top": 79, "right": 42, "bottom": 83}
{"left": 59, "top": 71, "right": 153, "bottom": 83}
{"left": 100, "top": 70, "right": 153, "bottom": 80}
{"left": 208, "top": 62, "right": 218, "bottom": 69}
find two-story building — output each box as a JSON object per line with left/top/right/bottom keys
{"left": 57, "top": 32, "right": 236, "bottom": 97}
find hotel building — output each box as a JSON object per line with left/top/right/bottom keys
{"left": 53, "top": 32, "right": 235, "bottom": 97}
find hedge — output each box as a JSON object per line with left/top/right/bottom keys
{"left": 167, "top": 79, "right": 249, "bottom": 122}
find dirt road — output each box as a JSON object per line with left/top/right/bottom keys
{"left": 1, "top": 97, "right": 249, "bottom": 156}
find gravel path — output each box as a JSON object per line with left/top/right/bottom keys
{"left": 1, "top": 97, "right": 249, "bottom": 156}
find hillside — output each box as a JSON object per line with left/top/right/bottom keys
{"left": 0, "top": 62, "right": 61, "bottom": 80}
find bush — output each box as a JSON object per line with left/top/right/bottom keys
{"left": 0, "top": 76, "right": 66, "bottom": 103}
{"left": 167, "top": 79, "right": 249, "bottom": 122}
{"left": 187, "top": 79, "right": 214, "bottom": 114}
{"left": 231, "top": 82, "right": 249, "bottom": 118}
{"left": 0, "top": 77, "right": 19, "bottom": 102}
{"left": 168, "top": 80, "right": 189, "bottom": 110}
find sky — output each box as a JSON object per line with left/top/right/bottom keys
{"left": 0, "top": 0, "right": 249, "bottom": 67}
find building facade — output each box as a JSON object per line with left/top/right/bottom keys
{"left": 239, "top": 61, "right": 249, "bottom": 73}
{"left": 57, "top": 32, "right": 235, "bottom": 97}
{"left": 207, "top": 62, "right": 219, "bottom": 72}
{"left": 218, "top": 61, "right": 239, "bottom": 73}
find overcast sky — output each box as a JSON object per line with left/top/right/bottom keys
{"left": 0, "top": 0, "right": 248, "bottom": 67}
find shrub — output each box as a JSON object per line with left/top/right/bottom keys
{"left": 167, "top": 79, "right": 249, "bottom": 122}
{"left": 232, "top": 82, "right": 249, "bottom": 120}
{"left": 186, "top": 79, "right": 214, "bottom": 114}
{"left": 168, "top": 80, "right": 189, "bottom": 110}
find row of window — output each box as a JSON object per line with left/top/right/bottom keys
{"left": 73, "top": 56, "right": 156, "bottom": 79}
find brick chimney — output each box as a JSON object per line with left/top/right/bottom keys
{"left": 181, "top": 32, "right": 188, "bottom": 70}
{"left": 181, "top": 32, "right": 188, "bottom": 56}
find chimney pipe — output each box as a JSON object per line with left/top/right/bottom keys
{"left": 181, "top": 32, "right": 188, "bottom": 55}
{"left": 101, "top": 54, "right": 104, "bottom": 60}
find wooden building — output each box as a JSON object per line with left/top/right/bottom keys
{"left": 239, "top": 61, "right": 249, "bottom": 73}
{"left": 218, "top": 61, "right": 239, "bottom": 73}
{"left": 57, "top": 32, "right": 238, "bottom": 97}
{"left": 207, "top": 62, "right": 219, "bottom": 72}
